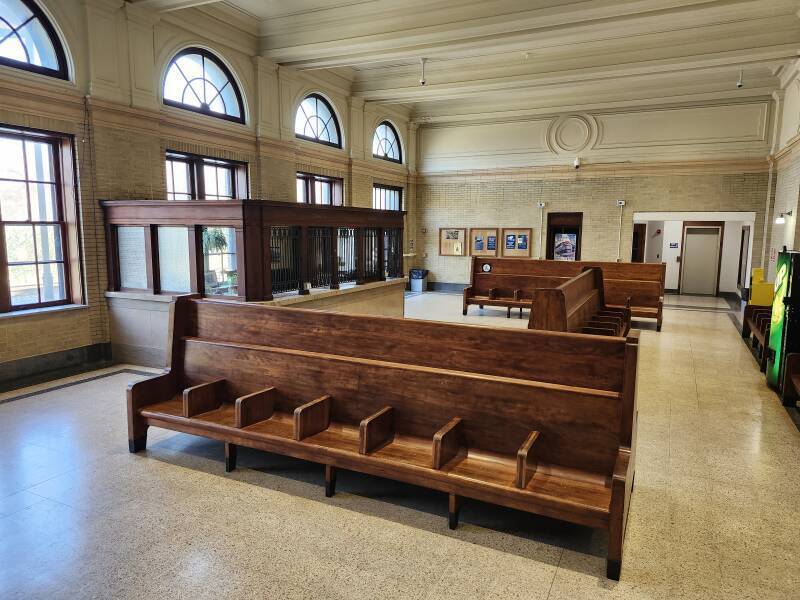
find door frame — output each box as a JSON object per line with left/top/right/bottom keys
{"left": 546, "top": 212, "right": 583, "bottom": 260}
{"left": 737, "top": 225, "right": 750, "bottom": 289}
{"left": 678, "top": 220, "right": 724, "bottom": 295}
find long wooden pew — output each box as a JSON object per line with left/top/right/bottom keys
{"left": 463, "top": 257, "right": 665, "bottom": 330}
{"left": 529, "top": 268, "right": 631, "bottom": 336}
{"left": 128, "top": 296, "right": 638, "bottom": 580}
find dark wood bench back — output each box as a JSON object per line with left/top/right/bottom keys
{"left": 179, "top": 336, "right": 623, "bottom": 475}
{"left": 472, "top": 273, "right": 570, "bottom": 298}
{"left": 530, "top": 268, "right": 604, "bottom": 332}
{"left": 185, "top": 298, "right": 629, "bottom": 391}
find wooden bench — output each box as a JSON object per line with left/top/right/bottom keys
{"left": 464, "top": 258, "right": 665, "bottom": 330}
{"left": 742, "top": 304, "right": 772, "bottom": 372}
{"left": 529, "top": 268, "right": 631, "bottom": 336}
{"left": 128, "top": 296, "right": 638, "bottom": 580}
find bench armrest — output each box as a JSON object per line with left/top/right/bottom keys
{"left": 127, "top": 371, "right": 176, "bottom": 413}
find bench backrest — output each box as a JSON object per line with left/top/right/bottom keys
{"left": 470, "top": 257, "right": 665, "bottom": 308}
{"left": 529, "top": 268, "right": 604, "bottom": 332}
{"left": 168, "top": 297, "right": 638, "bottom": 476}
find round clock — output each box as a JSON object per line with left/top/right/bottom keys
{"left": 482, "top": 263, "right": 492, "bottom": 273}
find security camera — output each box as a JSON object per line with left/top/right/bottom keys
{"left": 420, "top": 77, "right": 427, "bottom": 86}
{"left": 537, "top": 201, "right": 546, "bottom": 208}
{"left": 736, "top": 68, "right": 743, "bottom": 89}
{"left": 573, "top": 157, "right": 581, "bottom": 170}
{"left": 617, "top": 200, "right": 626, "bottom": 207}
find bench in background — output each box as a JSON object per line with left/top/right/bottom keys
{"left": 463, "top": 258, "right": 664, "bottom": 330}
{"left": 742, "top": 304, "right": 772, "bottom": 372}
{"left": 128, "top": 296, "right": 639, "bottom": 579}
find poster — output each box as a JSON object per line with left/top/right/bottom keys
{"left": 470, "top": 228, "right": 499, "bottom": 256}
{"left": 474, "top": 236, "right": 484, "bottom": 251}
{"left": 500, "top": 228, "right": 532, "bottom": 258}
{"left": 505, "top": 234, "right": 516, "bottom": 250}
{"left": 554, "top": 233, "right": 577, "bottom": 261}
{"left": 439, "top": 228, "right": 467, "bottom": 256}
{"left": 487, "top": 236, "right": 496, "bottom": 250}
{"left": 518, "top": 234, "right": 528, "bottom": 250}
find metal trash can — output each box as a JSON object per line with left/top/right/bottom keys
{"left": 409, "top": 268, "right": 428, "bottom": 292}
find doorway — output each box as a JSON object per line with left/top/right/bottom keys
{"left": 679, "top": 223, "right": 723, "bottom": 295}
{"left": 631, "top": 223, "right": 646, "bottom": 263}
{"left": 738, "top": 225, "right": 750, "bottom": 290}
{"left": 546, "top": 212, "right": 583, "bottom": 261}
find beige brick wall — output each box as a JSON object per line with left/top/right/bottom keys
{"left": 769, "top": 154, "right": 800, "bottom": 278}
{"left": 416, "top": 171, "right": 769, "bottom": 284}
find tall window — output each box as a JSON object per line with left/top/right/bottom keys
{"left": 295, "top": 94, "right": 341, "bottom": 148}
{"left": 373, "top": 184, "right": 402, "bottom": 211}
{"left": 0, "top": 130, "right": 70, "bottom": 311}
{"left": 373, "top": 122, "right": 402, "bottom": 163}
{"left": 0, "top": 0, "right": 68, "bottom": 79}
{"left": 166, "top": 152, "right": 247, "bottom": 200}
{"left": 296, "top": 172, "right": 343, "bottom": 206}
{"left": 163, "top": 48, "right": 244, "bottom": 123}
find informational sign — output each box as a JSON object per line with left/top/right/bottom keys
{"left": 469, "top": 228, "right": 499, "bottom": 256}
{"left": 439, "top": 228, "right": 467, "bottom": 256}
{"left": 554, "top": 233, "right": 577, "bottom": 261}
{"left": 669, "top": 242, "right": 679, "bottom": 249}
{"left": 501, "top": 228, "right": 533, "bottom": 258}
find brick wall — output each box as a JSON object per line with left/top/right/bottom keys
{"left": 416, "top": 171, "right": 769, "bottom": 284}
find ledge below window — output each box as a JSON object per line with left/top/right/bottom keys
{"left": 0, "top": 304, "right": 88, "bottom": 320}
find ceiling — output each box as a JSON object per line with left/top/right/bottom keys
{"left": 135, "top": 0, "right": 800, "bottom": 122}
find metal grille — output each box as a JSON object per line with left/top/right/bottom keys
{"left": 384, "top": 228, "right": 403, "bottom": 278}
{"left": 337, "top": 227, "right": 357, "bottom": 284}
{"left": 270, "top": 226, "right": 301, "bottom": 294}
{"left": 363, "top": 227, "right": 380, "bottom": 281}
{"left": 308, "top": 227, "right": 333, "bottom": 289}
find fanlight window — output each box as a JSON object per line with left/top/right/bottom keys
{"left": 163, "top": 48, "right": 244, "bottom": 123}
{"left": 294, "top": 94, "right": 341, "bottom": 148}
{"left": 372, "top": 121, "right": 401, "bottom": 163}
{"left": 0, "top": 0, "right": 68, "bottom": 79}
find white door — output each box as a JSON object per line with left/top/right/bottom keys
{"left": 680, "top": 227, "right": 720, "bottom": 295}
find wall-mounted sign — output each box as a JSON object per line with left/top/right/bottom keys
{"left": 669, "top": 242, "right": 679, "bottom": 249}
{"left": 439, "top": 228, "right": 467, "bottom": 256}
{"left": 469, "top": 228, "right": 499, "bottom": 257}
{"left": 501, "top": 228, "right": 533, "bottom": 258}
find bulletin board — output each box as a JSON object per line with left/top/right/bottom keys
{"left": 501, "top": 228, "right": 533, "bottom": 258}
{"left": 439, "top": 228, "right": 467, "bottom": 256}
{"left": 469, "top": 228, "right": 499, "bottom": 257}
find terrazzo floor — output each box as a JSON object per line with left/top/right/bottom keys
{"left": 1, "top": 294, "right": 799, "bottom": 599}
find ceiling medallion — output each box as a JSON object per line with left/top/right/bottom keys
{"left": 546, "top": 114, "right": 598, "bottom": 154}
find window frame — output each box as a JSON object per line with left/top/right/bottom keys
{"left": 372, "top": 183, "right": 403, "bottom": 211}
{"left": 165, "top": 151, "right": 248, "bottom": 201}
{"left": 372, "top": 121, "right": 403, "bottom": 164}
{"left": 0, "top": 125, "right": 79, "bottom": 313}
{"left": 294, "top": 93, "right": 343, "bottom": 149}
{"left": 296, "top": 172, "right": 344, "bottom": 206}
{"left": 162, "top": 47, "right": 246, "bottom": 124}
{"left": 0, "top": 0, "right": 69, "bottom": 80}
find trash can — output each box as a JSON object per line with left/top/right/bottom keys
{"left": 409, "top": 268, "right": 428, "bottom": 293}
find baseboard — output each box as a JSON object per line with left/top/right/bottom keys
{"left": 0, "top": 342, "right": 113, "bottom": 392}
{"left": 428, "top": 282, "right": 468, "bottom": 293}
{"left": 665, "top": 288, "right": 679, "bottom": 294}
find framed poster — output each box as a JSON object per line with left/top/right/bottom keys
{"left": 439, "top": 228, "right": 467, "bottom": 256}
{"left": 501, "top": 228, "right": 533, "bottom": 258}
{"left": 469, "top": 228, "right": 499, "bottom": 257}
{"left": 554, "top": 232, "right": 577, "bottom": 261}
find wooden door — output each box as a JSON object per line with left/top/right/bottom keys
{"left": 631, "top": 223, "right": 646, "bottom": 263}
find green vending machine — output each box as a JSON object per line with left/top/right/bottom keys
{"left": 766, "top": 250, "right": 800, "bottom": 399}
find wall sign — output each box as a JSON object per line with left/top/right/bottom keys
{"left": 501, "top": 228, "right": 533, "bottom": 258}
{"left": 469, "top": 228, "right": 499, "bottom": 257}
{"left": 669, "top": 242, "right": 679, "bottom": 249}
{"left": 439, "top": 228, "right": 467, "bottom": 256}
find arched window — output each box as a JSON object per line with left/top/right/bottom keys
{"left": 163, "top": 48, "right": 244, "bottom": 123}
{"left": 0, "top": 0, "right": 68, "bottom": 79}
{"left": 295, "top": 94, "right": 341, "bottom": 148}
{"left": 372, "top": 121, "right": 402, "bottom": 163}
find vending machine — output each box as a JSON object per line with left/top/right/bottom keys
{"left": 766, "top": 250, "right": 800, "bottom": 399}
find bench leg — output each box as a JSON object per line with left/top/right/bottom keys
{"left": 506, "top": 307, "right": 511, "bottom": 318}
{"left": 128, "top": 432, "right": 148, "bottom": 453}
{"left": 462, "top": 308, "right": 468, "bottom": 316}
{"left": 519, "top": 307, "right": 523, "bottom": 319}
{"left": 224, "top": 443, "right": 237, "bottom": 472}
{"left": 448, "top": 493, "right": 460, "bottom": 529}
{"left": 606, "top": 559, "right": 621, "bottom": 580}
{"left": 479, "top": 304, "right": 484, "bottom": 310}
{"left": 759, "top": 348, "right": 768, "bottom": 373}
{"left": 325, "top": 465, "right": 337, "bottom": 497}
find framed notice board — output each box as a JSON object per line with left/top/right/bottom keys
{"left": 501, "top": 228, "right": 532, "bottom": 258}
{"left": 469, "top": 228, "right": 499, "bottom": 257}
{"left": 439, "top": 228, "right": 467, "bottom": 256}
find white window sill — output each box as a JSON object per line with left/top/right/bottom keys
{"left": 0, "top": 304, "right": 88, "bottom": 320}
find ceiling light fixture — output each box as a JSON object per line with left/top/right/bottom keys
{"left": 776, "top": 210, "right": 792, "bottom": 224}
